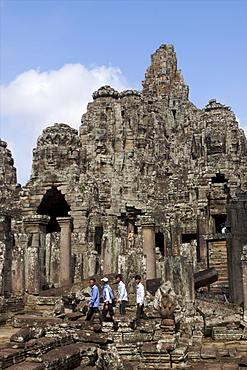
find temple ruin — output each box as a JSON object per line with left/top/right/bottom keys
{"left": 0, "top": 44, "right": 247, "bottom": 369}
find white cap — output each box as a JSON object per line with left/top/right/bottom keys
{"left": 101, "top": 277, "right": 108, "bottom": 283}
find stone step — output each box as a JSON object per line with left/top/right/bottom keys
{"left": 0, "top": 347, "right": 25, "bottom": 369}
{"left": 41, "top": 342, "right": 97, "bottom": 370}
{"left": 4, "top": 362, "right": 45, "bottom": 370}
{"left": 12, "top": 315, "right": 63, "bottom": 328}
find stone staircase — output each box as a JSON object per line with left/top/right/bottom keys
{"left": 0, "top": 304, "right": 247, "bottom": 369}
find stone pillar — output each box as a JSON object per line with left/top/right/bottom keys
{"left": 142, "top": 221, "right": 156, "bottom": 280}
{"left": 197, "top": 213, "right": 208, "bottom": 263}
{"left": 23, "top": 215, "right": 50, "bottom": 295}
{"left": 27, "top": 234, "right": 40, "bottom": 294}
{"left": 241, "top": 246, "right": 247, "bottom": 321}
{"left": 57, "top": 217, "right": 73, "bottom": 286}
{"left": 226, "top": 190, "right": 247, "bottom": 303}
{"left": 0, "top": 213, "right": 12, "bottom": 295}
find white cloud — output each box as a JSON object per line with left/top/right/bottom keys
{"left": 0, "top": 64, "right": 131, "bottom": 185}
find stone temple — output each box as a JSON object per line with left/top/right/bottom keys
{"left": 0, "top": 45, "right": 247, "bottom": 369}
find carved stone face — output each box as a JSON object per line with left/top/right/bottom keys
{"left": 206, "top": 134, "right": 226, "bottom": 155}
{"left": 95, "top": 139, "right": 107, "bottom": 154}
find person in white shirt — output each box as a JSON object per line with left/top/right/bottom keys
{"left": 135, "top": 274, "right": 148, "bottom": 324}
{"left": 115, "top": 274, "right": 128, "bottom": 315}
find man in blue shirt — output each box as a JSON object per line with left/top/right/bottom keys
{"left": 85, "top": 278, "right": 100, "bottom": 321}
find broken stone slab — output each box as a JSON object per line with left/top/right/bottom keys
{"left": 212, "top": 326, "right": 243, "bottom": 341}
{"left": 171, "top": 345, "right": 188, "bottom": 361}
{"left": 41, "top": 342, "right": 97, "bottom": 369}
{"left": 204, "top": 313, "right": 241, "bottom": 336}
{"left": 196, "top": 299, "right": 242, "bottom": 317}
{"left": 140, "top": 342, "right": 162, "bottom": 353}
{"left": 107, "top": 342, "right": 139, "bottom": 356}
{"left": 122, "top": 332, "right": 153, "bottom": 343}
{"left": 200, "top": 345, "right": 217, "bottom": 359}
{"left": 140, "top": 352, "right": 171, "bottom": 365}
{"left": 12, "top": 315, "right": 63, "bottom": 328}
{"left": 5, "top": 362, "right": 45, "bottom": 370}
{"left": 194, "top": 268, "right": 218, "bottom": 290}
{"left": 26, "top": 295, "right": 59, "bottom": 306}
{"left": 41, "top": 344, "right": 80, "bottom": 369}
{"left": 10, "top": 328, "right": 31, "bottom": 343}
{"left": 65, "top": 312, "right": 84, "bottom": 321}
{"left": 216, "top": 347, "right": 230, "bottom": 357}
{"left": 72, "top": 330, "right": 113, "bottom": 344}
{"left": 24, "top": 335, "right": 73, "bottom": 358}
{"left": 10, "top": 326, "right": 46, "bottom": 343}
{"left": 0, "top": 347, "right": 26, "bottom": 368}
{"left": 146, "top": 278, "right": 163, "bottom": 295}
{"left": 187, "top": 345, "right": 201, "bottom": 359}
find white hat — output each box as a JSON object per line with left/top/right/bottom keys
{"left": 101, "top": 277, "right": 108, "bottom": 283}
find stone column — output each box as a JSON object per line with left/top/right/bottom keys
{"left": 23, "top": 215, "right": 50, "bottom": 295}
{"left": 27, "top": 234, "right": 40, "bottom": 294}
{"left": 226, "top": 190, "right": 247, "bottom": 303}
{"left": 57, "top": 217, "right": 73, "bottom": 286}
{"left": 0, "top": 213, "right": 12, "bottom": 294}
{"left": 241, "top": 246, "right": 247, "bottom": 321}
{"left": 142, "top": 221, "right": 156, "bottom": 280}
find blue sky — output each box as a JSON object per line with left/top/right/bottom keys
{"left": 1, "top": 0, "right": 247, "bottom": 185}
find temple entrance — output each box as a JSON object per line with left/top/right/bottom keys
{"left": 37, "top": 186, "right": 71, "bottom": 233}
{"left": 37, "top": 187, "right": 72, "bottom": 289}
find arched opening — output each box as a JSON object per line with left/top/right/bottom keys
{"left": 37, "top": 186, "right": 71, "bottom": 233}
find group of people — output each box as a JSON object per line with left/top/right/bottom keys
{"left": 85, "top": 274, "right": 148, "bottom": 324}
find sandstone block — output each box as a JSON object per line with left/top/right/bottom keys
{"left": 200, "top": 345, "right": 217, "bottom": 359}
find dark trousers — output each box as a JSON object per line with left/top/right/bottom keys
{"left": 119, "top": 300, "right": 127, "bottom": 315}
{"left": 102, "top": 302, "right": 114, "bottom": 321}
{"left": 136, "top": 304, "right": 148, "bottom": 324}
{"left": 85, "top": 307, "right": 99, "bottom": 321}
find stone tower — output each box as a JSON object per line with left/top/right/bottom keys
{"left": 0, "top": 45, "right": 246, "bottom": 305}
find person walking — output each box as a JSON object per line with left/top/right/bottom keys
{"left": 101, "top": 277, "right": 115, "bottom": 321}
{"left": 115, "top": 273, "right": 128, "bottom": 315}
{"left": 85, "top": 278, "right": 100, "bottom": 321}
{"left": 135, "top": 274, "right": 148, "bottom": 325}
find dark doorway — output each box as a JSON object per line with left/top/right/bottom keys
{"left": 212, "top": 173, "right": 227, "bottom": 184}
{"left": 182, "top": 234, "right": 197, "bottom": 243}
{"left": 213, "top": 215, "right": 227, "bottom": 233}
{"left": 155, "top": 232, "right": 165, "bottom": 257}
{"left": 94, "top": 226, "right": 103, "bottom": 255}
{"left": 37, "top": 186, "right": 71, "bottom": 233}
